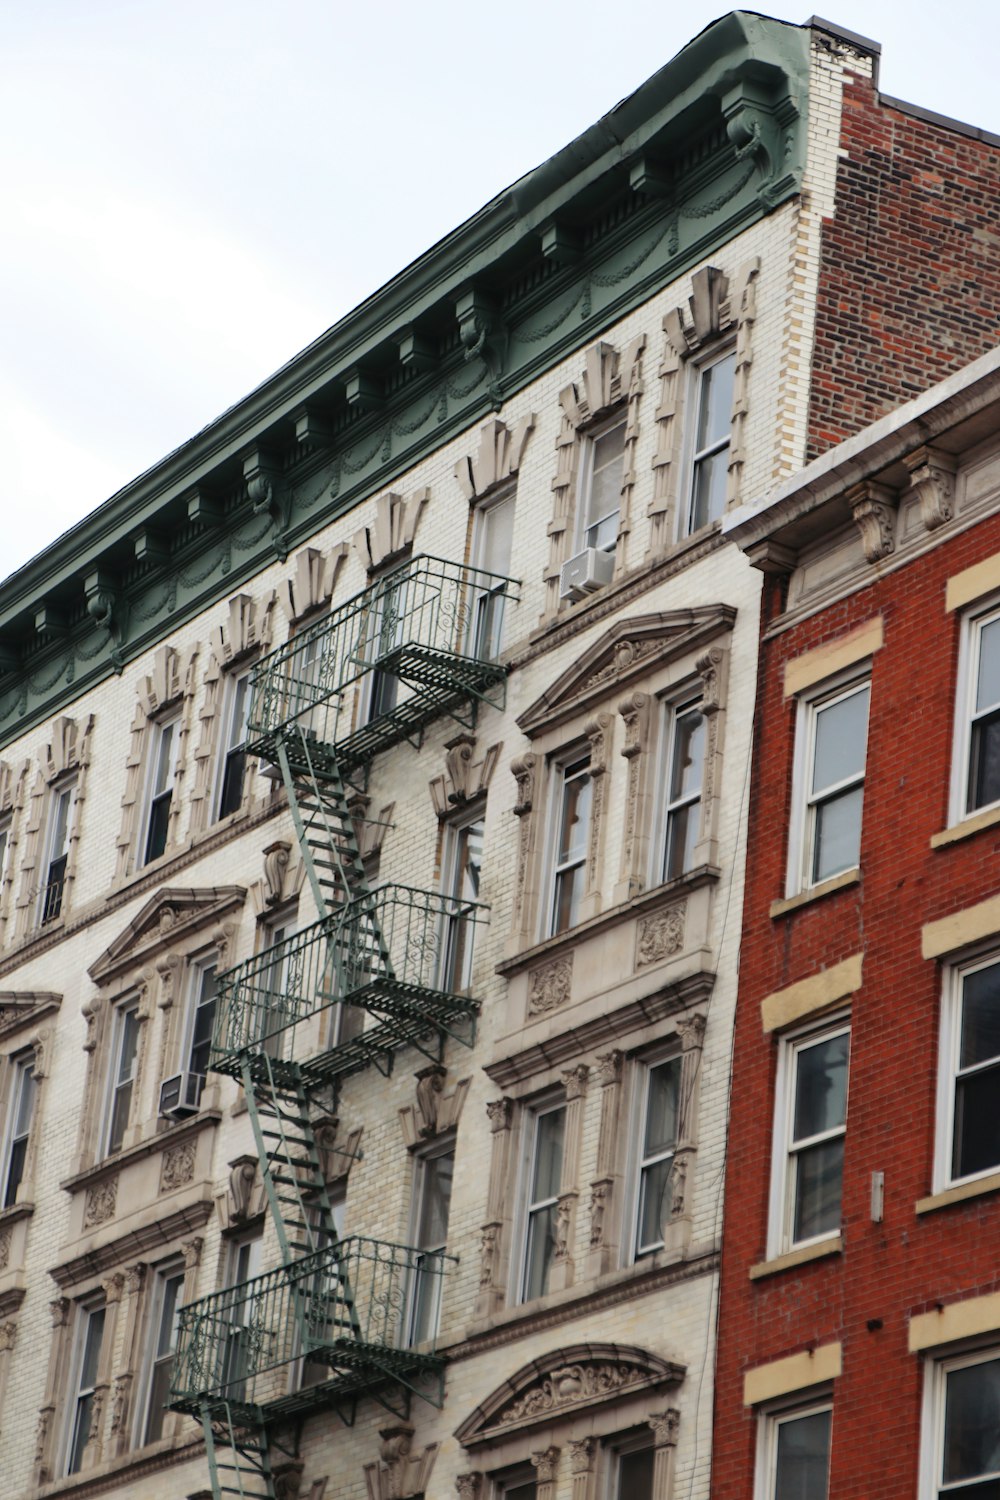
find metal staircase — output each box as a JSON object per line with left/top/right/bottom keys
{"left": 170, "top": 557, "right": 515, "bottom": 1499}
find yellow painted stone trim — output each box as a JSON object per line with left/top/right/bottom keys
{"left": 783, "top": 617, "right": 883, "bottom": 698}
{"left": 743, "top": 1341, "right": 842, "bottom": 1405}
{"left": 946, "top": 551, "right": 1000, "bottom": 613}
{"left": 769, "top": 867, "right": 860, "bottom": 919}
{"left": 909, "top": 1290, "right": 1000, "bottom": 1352}
{"left": 921, "top": 892, "right": 1000, "bottom": 960}
{"left": 749, "top": 1235, "right": 842, "bottom": 1280}
{"left": 916, "top": 1170, "right": 1000, "bottom": 1215}
{"left": 761, "top": 954, "right": 862, "bottom": 1034}
{"left": 930, "top": 803, "right": 1000, "bottom": 849}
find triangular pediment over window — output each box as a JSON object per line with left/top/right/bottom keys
{"left": 0, "top": 991, "right": 61, "bottom": 1040}
{"left": 454, "top": 1342, "right": 685, "bottom": 1448}
{"left": 517, "top": 605, "right": 736, "bottom": 738}
{"left": 88, "top": 886, "right": 245, "bottom": 985}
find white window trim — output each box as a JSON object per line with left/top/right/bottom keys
{"left": 655, "top": 693, "right": 706, "bottom": 886}
{"left": 471, "top": 484, "right": 516, "bottom": 659}
{"left": 754, "top": 1396, "right": 833, "bottom": 1500}
{"left": 62, "top": 1299, "right": 107, "bottom": 1478}
{"left": 767, "top": 1013, "right": 850, "bottom": 1261}
{"left": 135, "top": 1261, "right": 185, "bottom": 1447}
{"left": 138, "top": 714, "right": 179, "bottom": 867}
{"left": 182, "top": 955, "right": 219, "bottom": 1085}
{"left": 786, "top": 669, "right": 871, "bottom": 898}
{"left": 513, "top": 1097, "right": 566, "bottom": 1305}
{"left": 102, "top": 999, "right": 141, "bottom": 1158}
{"left": 950, "top": 598, "right": 1000, "bottom": 825}
{"left": 37, "top": 778, "right": 75, "bottom": 926}
{"left": 543, "top": 751, "right": 592, "bottom": 940}
{"left": 680, "top": 345, "right": 736, "bottom": 539}
{"left": 934, "top": 951, "right": 1000, "bottom": 1194}
{"left": 623, "top": 1050, "right": 682, "bottom": 1264}
{"left": 576, "top": 414, "right": 627, "bottom": 554}
{"left": 406, "top": 1137, "right": 455, "bottom": 1346}
{"left": 214, "top": 669, "right": 252, "bottom": 820}
{"left": 439, "top": 814, "right": 485, "bottom": 992}
{"left": 608, "top": 1429, "right": 657, "bottom": 1499}
{"left": 0, "top": 1051, "right": 35, "bottom": 1210}
{"left": 919, "top": 1343, "right": 1000, "bottom": 1499}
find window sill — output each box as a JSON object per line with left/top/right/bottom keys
{"left": 35, "top": 1429, "right": 204, "bottom": 1499}
{"left": 59, "top": 1108, "right": 221, "bottom": 1194}
{"left": 916, "top": 1169, "right": 1000, "bottom": 1215}
{"left": 770, "top": 868, "right": 860, "bottom": 920}
{"left": 749, "top": 1235, "right": 842, "bottom": 1280}
{"left": 0, "top": 1200, "right": 34, "bottom": 1229}
{"left": 930, "top": 803, "right": 1000, "bottom": 848}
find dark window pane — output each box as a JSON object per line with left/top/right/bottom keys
{"left": 144, "top": 790, "right": 172, "bottom": 864}
{"left": 943, "top": 1358, "right": 1000, "bottom": 1482}
{"left": 793, "top": 1138, "right": 843, "bottom": 1242}
{"left": 3, "top": 1138, "right": 26, "bottom": 1209}
{"left": 218, "top": 748, "right": 246, "bottom": 818}
{"left": 41, "top": 852, "right": 67, "bottom": 923}
{"left": 689, "top": 447, "right": 728, "bottom": 530}
{"left": 812, "top": 785, "right": 863, "bottom": 883}
{"left": 618, "top": 1446, "right": 655, "bottom": 1500}
{"left": 774, "top": 1409, "right": 830, "bottom": 1500}
{"left": 812, "top": 688, "right": 869, "bottom": 793}
{"left": 523, "top": 1201, "right": 558, "bottom": 1300}
{"left": 961, "top": 965, "right": 1000, "bottom": 1070}
{"left": 969, "top": 709, "right": 1000, "bottom": 813}
{"left": 637, "top": 1155, "right": 672, "bottom": 1253}
{"left": 531, "top": 1110, "right": 565, "bottom": 1202}
{"left": 793, "top": 1034, "right": 849, "bottom": 1142}
{"left": 976, "top": 619, "right": 1000, "bottom": 713}
{"left": 953, "top": 1063, "right": 1000, "bottom": 1179}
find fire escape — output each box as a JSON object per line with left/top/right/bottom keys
{"left": 169, "top": 556, "right": 515, "bottom": 1499}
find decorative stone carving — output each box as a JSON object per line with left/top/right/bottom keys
{"left": 363, "top": 1421, "right": 439, "bottom": 1500}
{"left": 273, "top": 1463, "right": 305, "bottom": 1500}
{"left": 455, "top": 414, "right": 535, "bottom": 501}
{"left": 531, "top": 1447, "right": 560, "bottom": 1483}
{"left": 124, "top": 1262, "right": 146, "bottom": 1297}
{"left": 589, "top": 1181, "right": 609, "bottom": 1247}
{"left": 110, "top": 1373, "right": 132, "bottom": 1435}
{"left": 35, "top": 1404, "right": 52, "bottom": 1463}
{"left": 228, "top": 1155, "right": 259, "bottom": 1223}
{"left": 595, "top": 1049, "right": 623, "bottom": 1087}
{"left": 648, "top": 1408, "right": 681, "bottom": 1447}
{"left": 415, "top": 1064, "right": 446, "bottom": 1136}
{"left": 278, "top": 542, "right": 348, "bottom": 622}
{"left": 354, "top": 489, "right": 429, "bottom": 572}
{"left": 848, "top": 480, "right": 898, "bottom": 563}
{"left": 527, "top": 955, "right": 573, "bottom": 1016}
{"left": 50, "top": 1297, "right": 70, "bottom": 1328}
{"left": 511, "top": 754, "right": 537, "bottom": 816}
{"left": 478, "top": 1223, "right": 499, "bottom": 1287}
{"left": 486, "top": 1098, "right": 513, "bottom": 1133}
{"left": 554, "top": 1196, "right": 573, "bottom": 1261}
{"left": 455, "top": 1476, "right": 482, "bottom": 1500}
{"left": 160, "top": 1141, "right": 197, "bottom": 1193}
{"left": 262, "top": 841, "right": 292, "bottom": 906}
{"left": 696, "top": 646, "right": 726, "bottom": 715}
{"left": 561, "top": 1064, "right": 590, "bottom": 1101}
{"left": 0, "top": 1321, "right": 16, "bottom": 1352}
{"left": 636, "top": 904, "right": 686, "bottom": 967}
{"left": 0, "top": 1232, "right": 10, "bottom": 1270}
{"left": 569, "top": 1437, "right": 596, "bottom": 1474}
{"left": 668, "top": 1154, "right": 689, "bottom": 1221}
{"left": 399, "top": 1073, "right": 469, "bottom": 1149}
{"left": 429, "top": 735, "right": 502, "bottom": 816}
{"left": 181, "top": 1237, "right": 204, "bottom": 1271}
{"left": 84, "top": 1177, "right": 118, "bottom": 1228}
{"left": 500, "top": 1362, "right": 649, "bottom": 1425}
{"left": 81, "top": 996, "right": 102, "bottom": 1052}
{"left": 676, "top": 1012, "right": 707, "bottom": 1051}
{"left": 904, "top": 444, "right": 957, "bottom": 532}
{"left": 101, "top": 1272, "right": 125, "bottom": 1304}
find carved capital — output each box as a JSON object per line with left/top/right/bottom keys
{"left": 648, "top": 1408, "right": 680, "bottom": 1447}
{"left": 618, "top": 691, "right": 650, "bottom": 758}
{"left": 847, "top": 480, "right": 898, "bottom": 563}
{"left": 181, "top": 1236, "right": 204, "bottom": 1271}
{"left": 676, "top": 1011, "right": 707, "bottom": 1052}
{"left": 101, "top": 1271, "right": 125, "bottom": 1305}
{"left": 486, "top": 1097, "right": 513, "bottom": 1133}
{"left": 531, "top": 1447, "right": 561, "bottom": 1483}
{"left": 262, "top": 841, "right": 292, "bottom": 905}
{"left": 696, "top": 644, "right": 727, "bottom": 714}
{"left": 585, "top": 711, "right": 614, "bottom": 774}
{"left": 569, "top": 1437, "right": 596, "bottom": 1474}
{"left": 511, "top": 754, "right": 537, "bottom": 817}
{"left": 0, "top": 1320, "right": 17, "bottom": 1352}
{"left": 904, "top": 444, "right": 957, "bottom": 532}
{"left": 455, "top": 1476, "right": 483, "bottom": 1500}
{"left": 595, "top": 1049, "right": 623, "bottom": 1086}
{"left": 561, "top": 1063, "right": 590, "bottom": 1101}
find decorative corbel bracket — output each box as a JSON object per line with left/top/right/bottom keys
{"left": 456, "top": 287, "right": 507, "bottom": 411}
{"left": 721, "top": 80, "right": 799, "bottom": 207}
{"left": 847, "top": 479, "right": 899, "bottom": 564}
{"left": 244, "top": 449, "right": 289, "bottom": 562}
{"left": 84, "top": 568, "right": 126, "bottom": 673}
{"left": 904, "top": 445, "right": 957, "bottom": 532}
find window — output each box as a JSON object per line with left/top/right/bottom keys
{"left": 495, "top": 1467, "right": 537, "bottom": 1500}
{"left": 938, "top": 955, "right": 1000, "bottom": 1188}
{"left": 441, "top": 818, "right": 484, "bottom": 992}
{"left": 519, "top": 1102, "right": 565, "bottom": 1303}
{"left": 957, "top": 602, "right": 1000, "bottom": 817}
{"left": 141, "top": 717, "right": 177, "bottom": 865}
{"left": 633, "top": 1056, "right": 681, "bottom": 1259}
{"left": 0, "top": 817, "right": 10, "bottom": 891}
{"left": 408, "top": 1144, "right": 454, "bottom": 1344}
{"left": 472, "top": 489, "right": 515, "bottom": 660}
{"left": 612, "top": 1437, "right": 656, "bottom": 1500}
{"left": 660, "top": 699, "right": 706, "bottom": 882}
{"left": 222, "top": 1231, "right": 263, "bottom": 1399}
{"left": 140, "top": 1265, "right": 184, "bottom": 1444}
{"left": 548, "top": 755, "right": 592, "bottom": 937}
{"left": 39, "top": 781, "right": 73, "bottom": 924}
{"left": 757, "top": 1402, "right": 832, "bottom": 1500}
{"left": 771, "top": 1020, "right": 849, "bottom": 1254}
{"left": 361, "top": 571, "right": 408, "bottom": 724}
{"left": 104, "top": 1001, "right": 140, "bottom": 1156}
{"left": 1, "top": 1053, "right": 35, "bottom": 1208}
{"left": 579, "top": 418, "right": 626, "bottom": 552}
{"left": 217, "top": 672, "right": 250, "bottom": 819}
{"left": 258, "top": 921, "right": 297, "bottom": 1057}
{"left": 65, "top": 1302, "right": 106, "bottom": 1475}
{"left": 924, "top": 1348, "right": 1000, "bottom": 1497}
{"left": 185, "top": 961, "right": 218, "bottom": 1088}
{"left": 684, "top": 350, "right": 735, "bottom": 534}
{"left": 791, "top": 675, "right": 870, "bottom": 891}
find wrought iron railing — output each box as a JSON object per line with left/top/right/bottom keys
{"left": 245, "top": 555, "right": 517, "bottom": 755}
{"left": 212, "top": 887, "right": 488, "bottom": 1067}
{"left": 169, "top": 1238, "right": 454, "bottom": 1408}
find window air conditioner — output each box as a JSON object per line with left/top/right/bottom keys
{"left": 159, "top": 1070, "right": 204, "bottom": 1120}
{"left": 559, "top": 547, "right": 614, "bottom": 602}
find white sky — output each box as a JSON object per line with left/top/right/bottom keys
{"left": 3, "top": 0, "right": 998, "bottom": 585}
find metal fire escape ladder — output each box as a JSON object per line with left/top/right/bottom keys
{"left": 200, "top": 1404, "right": 278, "bottom": 1500}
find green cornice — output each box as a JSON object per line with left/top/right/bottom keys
{"left": 0, "top": 11, "right": 810, "bottom": 748}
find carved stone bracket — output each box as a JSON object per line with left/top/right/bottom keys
{"left": 244, "top": 449, "right": 289, "bottom": 561}
{"left": 455, "top": 414, "right": 535, "bottom": 501}
{"left": 904, "top": 444, "right": 957, "bottom": 532}
{"left": 456, "top": 287, "right": 507, "bottom": 409}
{"left": 354, "top": 489, "right": 429, "bottom": 573}
{"left": 363, "top": 1422, "right": 438, "bottom": 1500}
{"left": 429, "top": 735, "right": 502, "bottom": 816}
{"left": 455, "top": 1476, "right": 483, "bottom": 1500}
{"left": 848, "top": 479, "right": 899, "bottom": 563}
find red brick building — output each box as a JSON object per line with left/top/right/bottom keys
{"left": 718, "top": 340, "right": 1000, "bottom": 1494}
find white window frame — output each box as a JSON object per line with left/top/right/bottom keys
{"left": 471, "top": 485, "right": 516, "bottom": 660}
{"left": 439, "top": 815, "right": 484, "bottom": 993}
{"left": 221, "top": 1229, "right": 264, "bottom": 1400}
{"left": 657, "top": 694, "right": 706, "bottom": 885}
{"left": 754, "top": 1397, "right": 833, "bottom": 1500}
{"left": 0, "top": 815, "right": 11, "bottom": 891}
{"left": 63, "top": 1299, "right": 107, "bottom": 1477}
{"left": 0, "top": 1050, "right": 36, "bottom": 1210}
{"left": 787, "top": 670, "right": 871, "bottom": 896}
{"left": 544, "top": 751, "right": 592, "bottom": 939}
{"left": 919, "top": 1344, "right": 1000, "bottom": 1499}
{"left": 103, "top": 999, "right": 141, "bottom": 1158}
{"left": 951, "top": 598, "right": 1000, "bottom": 823}
{"left": 608, "top": 1430, "right": 657, "bottom": 1499}
{"left": 37, "top": 778, "right": 75, "bottom": 925}
{"left": 681, "top": 346, "right": 736, "bottom": 537}
{"left": 626, "top": 1051, "right": 682, "bottom": 1263}
{"left": 767, "top": 1014, "right": 850, "bottom": 1259}
{"left": 139, "top": 714, "right": 179, "bottom": 866}
{"left": 576, "top": 414, "right": 627, "bottom": 554}
{"left": 515, "top": 1097, "right": 566, "bottom": 1305}
{"left": 183, "top": 957, "right": 219, "bottom": 1090}
{"left": 934, "top": 951, "right": 1000, "bottom": 1193}
{"left": 216, "top": 669, "right": 251, "bottom": 820}
{"left": 136, "top": 1261, "right": 185, "bottom": 1446}
{"left": 406, "top": 1138, "right": 455, "bottom": 1346}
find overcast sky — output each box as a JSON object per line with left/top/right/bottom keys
{"left": 3, "top": 0, "right": 998, "bottom": 585}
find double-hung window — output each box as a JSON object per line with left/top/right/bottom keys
{"left": 661, "top": 699, "right": 706, "bottom": 882}
{"left": 924, "top": 1348, "right": 1000, "bottom": 1497}
{"left": 579, "top": 418, "right": 626, "bottom": 554}
{"left": 938, "top": 954, "right": 1000, "bottom": 1188}
{"left": 217, "top": 672, "right": 250, "bottom": 820}
{"left": 39, "top": 781, "right": 73, "bottom": 925}
{"left": 471, "top": 489, "right": 515, "bottom": 661}
{"left": 612, "top": 1437, "right": 656, "bottom": 1500}
{"left": 519, "top": 1102, "right": 565, "bottom": 1303}
{"left": 104, "top": 1001, "right": 140, "bottom": 1156}
{"left": 185, "top": 962, "right": 218, "bottom": 1092}
{"left": 956, "top": 602, "right": 1000, "bottom": 817}
{"left": 684, "top": 350, "right": 735, "bottom": 534}
{"left": 441, "top": 818, "right": 484, "bottom": 992}
{"left": 791, "top": 675, "right": 870, "bottom": 891}
{"left": 771, "top": 1020, "right": 849, "bottom": 1254}
{"left": 548, "top": 756, "right": 592, "bottom": 936}
{"left": 408, "top": 1144, "right": 454, "bottom": 1345}
{"left": 140, "top": 1265, "right": 184, "bottom": 1444}
{"left": 1, "top": 1053, "right": 35, "bottom": 1208}
{"left": 142, "top": 717, "right": 177, "bottom": 865}
{"left": 633, "top": 1056, "right": 681, "bottom": 1259}
{"left": 222, "top": 1231, "right": 263, "bottom": 1400}
{"left": 65, "top": 1302, "right": 106, "bottom": 1475}
{"left": 757, "top": 1402, "right": 832, "bottom": 1500}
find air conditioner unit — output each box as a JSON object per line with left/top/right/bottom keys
{"left": 159, "top": 1071, "right": 204, "bottom": 1121}
{"left": 559, "top": 547, "right": 614, "bottom": 602}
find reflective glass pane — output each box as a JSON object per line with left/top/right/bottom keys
{"left": 689, "top": 448, "right": 728, "bottom": 530}
{"left": 152, "top": 723, "right": 174, "bottom": 795}
{"left": 586, "top": 422, "right": 625, "bottom": 542}
{"left": 417, "top": 1152, "right": 454, "bottom": 1249}
{"left": 953, "top": 1062, "right": 1000, "bottom": 1179}
{"left": 976, "top": 618, "right": 1000, "bottom": 713}
{"left": 531, "top": 1109, "right": 565, "bottom": 1203}
{"left": 479, "top": 494, "right": 515, "bottom": 577}
{"left": 696, "top": 355, "right": 735, "bottom": 451}
{"left": 117, "top": 1010, "right": 139, "bottom": 1085}
{"left": 968, "top": 710, "right": 1000, "bottom": 812}
{"left": 664, "top": 803, "right": 697, "bottom": 882}
{"left": 774, "top": 1409, "right": 831, "bottom": 1500}
{"left": 558, "top": 766, "right": 591, "bottom": 864}
{"left": 523, "top": 1201, "right": 558, "bottom": 1300}
{"left": 961, "top": 964, "right": 1000, "bottom": 1069}
{"left": 812, "top": 688, "right": 869, "bottom": 795}
{"left": 618, "top": 1447, "right": 655, "bottom": 1500}
{"left": 812, "top": 785, "right": 863, "bottom": 883}
{"left": 943, "top": 1358, "right": 1000, "bottom": 1482}
{"left": 637, "top": 1155, "right": 672, "bottom": 1252}
{"left": 80, "top": 1307, "right": 106, "bottom": 1391}
{"left": 793, "top": 1034, "right": 849, "bottom": 1142}
{"left": 792, "top": 1138, "right": 843, "bottom": 1242}
{"left": 645, "top": 1059, "right": 681, "bottom": 1155}
{"left": 553, "top": 864, "right": 584, "bottom": 934}
{"left": 670, "top": 711, "right": 706, "bottom": 802}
